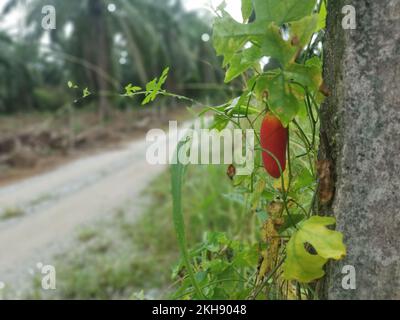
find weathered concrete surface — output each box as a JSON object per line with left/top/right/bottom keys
{"left": 320, "top": 0, "right": 400, "bottom": 299}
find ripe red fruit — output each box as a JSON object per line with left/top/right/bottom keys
{"left": 260, "top": 113, "right": 288, "bottom": 179}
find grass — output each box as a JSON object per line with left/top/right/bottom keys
{"left": 29, "top": 193, "right": 54, "bottom": 207}
{"left": 25, "top": 164, "right": 248, "bottom": 299}
{"left": 0, "top": 207, "right": 25, "bottom": 220}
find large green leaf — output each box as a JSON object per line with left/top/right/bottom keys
{"left": 253, "top": 0, "right": 317, "bottom": 25}
{"left": 213, "top": 8, "right": 318, "bottom": 76}
{"left": 284, "top": 62, "right": 322, "bottom": 91}
{"left": 258, "top": 16, "right": 318, "bottom": 68}
{"left": 213, "top": 15, "right": 249, "bottom": 67}
{"left": 260, "top": 23, "right": 297, "bottom": 67}
{"left": 213, "top": 13, "right": 266, "bottom": 67}
{"left": 283, "top": 216, "right": 346, "bottom": 283}
{"left": 289, "top": 14, "right": 318, "bottom": 48}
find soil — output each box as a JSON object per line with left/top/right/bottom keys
{"left": 0, "top": 108, "right": 188, "bottom": 187}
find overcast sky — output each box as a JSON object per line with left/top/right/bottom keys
{"left": 184, "top": 0, "right": 242, "bottom": 21}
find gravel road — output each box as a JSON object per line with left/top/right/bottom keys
{"left": 0, "top": 135, "right": 170, "bottom": 293}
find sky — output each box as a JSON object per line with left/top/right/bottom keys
{"left": 0, "top": 0, "right": 243, "bottom": 34}
{"left": 183, "top": 0, "right": 242, "bottom": 21}
{"left": 0, "top": 1, "right": 24, "bottom": 33}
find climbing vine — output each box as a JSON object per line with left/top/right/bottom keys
{"left": 170, "top": 0, "right": 346, "bottom": 300}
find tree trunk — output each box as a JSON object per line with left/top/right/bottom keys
{"left": 88, "top": 0, "right": 113, "bottom": 120}
{"left": 320, "top": 0, "right": 400, "bottom": 299}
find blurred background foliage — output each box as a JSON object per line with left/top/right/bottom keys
{"left": 0, "top": 0, "right": 227, "bottom": 115}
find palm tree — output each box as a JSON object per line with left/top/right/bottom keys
{"left": 0, "top": 32, "right": 36, "bottom": 113}
{"left": 1, "top": 0, "right": 224, "bottom": 115}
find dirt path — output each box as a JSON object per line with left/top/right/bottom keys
{"left": 0, "top": 132, "right": 173, "bottom": 292}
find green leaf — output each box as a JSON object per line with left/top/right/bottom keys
{"left": 124, "top": 83, "right": 142, "bottom": 96}
{"left": 305, "top": 55, "right": 322, "bottom": 68}
{"left": 284, "top": 62, "right": 322, "bottom": 90}
{"left": 232, "top": 244, "right": 259, "bottom": 268}
{"left": 142, "top": 67, "right": 169, "bottom": 105}
{"left": 260, "top": 23, "right": 297, "bottom": 67}
{"left": 212, "top": 13, "right": 266, "bottom": 67}
{"left": 278, "top": 214, "right": 305, "bottom": 233}
{"left": 225, "top": 95, "right": 259, "bottom": 116}
{"left": 82, "top": 87, "right": 91, "bottom": 98}
{"left": 241, "top": 0, "right": 253, "bottom": 21}
{"left": 209, "top": 114, "right": 230, "bottom": 131}
{"left": 256, "top": 73, "right": 300, "bottom": 126}
{"left": 212, "top": 7, "right": 319, "bottom": 83}
{"left": 318, "top": 1, "right": 327, "bottom": 30}
{"left": 67, "top": 81, "right": 78, "bottom": 89}
{"left": 291, "top": 167, "right": 315, "bottom": 192}
{"left": 204, "top": 259, "right": 229, "bottom": 273}
{"left": 225, "top": 45, "right": 261, "bottom": 82}
{"left": 253, "top": 0, "right": 317, "bottom": 24}
{"left": 213, "top": 14, "right": 250, "bottom": 67}
{"left": 283, "top": 216, "right": 346, "bottom": 283}
{"left": 289, "top": 14, "right": 318, "bottom": 48}
{"left": 270, "top": 91, "right": 300, "bottom": 127}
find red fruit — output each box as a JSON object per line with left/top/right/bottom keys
{"left": 260, "top": 113, "right": 288, "bottom": 179}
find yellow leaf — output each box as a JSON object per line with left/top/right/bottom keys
{"left": 283, "top": 216, "right": 346, "bottom": 283}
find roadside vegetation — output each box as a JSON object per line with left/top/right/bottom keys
{"left": 0, "top": 207, "right": 25, "bottom": 220}
{"left": 24, "top": 164, "right": 246, "bottom": 299}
